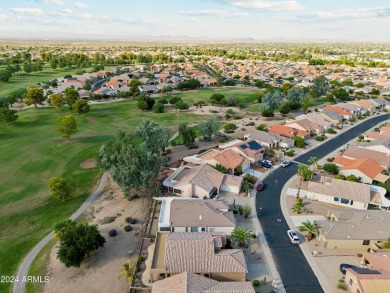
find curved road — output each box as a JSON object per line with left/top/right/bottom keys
{"left": 256, "top": 114, "right": 389, "bottom": 293}
{"left": 13, "top": 172, "right": 109, "bottom": 293}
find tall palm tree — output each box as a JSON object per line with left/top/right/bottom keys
{"left": 308, "top": 157, "right": 319, "bottom": 173}
{"left": 299, "top": 220, "right": 320, "bottom": 241}
{"left": 118, "top": 261, "right": 134, "bottom": 284}
{"left": 231, "top": 226, "right": 254, "bottom": 248}
{"left": 297, "top": 164, "right": 312, "bottom": 181}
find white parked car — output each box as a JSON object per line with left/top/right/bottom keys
{"left": 281, "top": 160, "right": 291, "bottom": 167}
{"left": 287, "top": 230, "right": 300, "bottom": 244}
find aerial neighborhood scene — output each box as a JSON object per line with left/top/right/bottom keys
{"left": 2, "top": 1, "right": 390, "bottom": 293}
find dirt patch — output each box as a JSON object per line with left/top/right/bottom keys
{"left": 43, "top": 176, "right": 150, "bottom": 293}
{"left": 80, "top": 158, "right": 97, "bottom": 169}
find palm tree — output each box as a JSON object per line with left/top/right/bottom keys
{"left": 297, "top": 164, "right": 312, "bottom": 181}
{"left": 308, "top": 157, "right": 318, "bottom": 173}
{"left": 299, "top": 220, "right": 320, "bottom": 241}
{"left": 291, "top": 202, "right": 303, "bottom": 214}
{"left": 118, "top": 261, "right": 134, "bottom": 284}
{"left": 231, "top": 226, "right": 254, "bottom": 248}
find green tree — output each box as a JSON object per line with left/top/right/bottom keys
{"left": 23, "top": 88, "right": 45, "bottom": 108}
{"left": 137, "top": 95, "right": 155, "bottom": 111}
{"left": 242, "top": 79, "right": 250, "bottom": 86}
{"left": 50, "top": 93, "right": 64, "bottom": 115}
{"left": 286, "top": 88, "right": 306, "bottom": 104}
{"left": 302, "top": 96, "right": 311, "bottom": 113}
{"left": 57, "top": 114, "right": 78, "bottom": 140}
{"left": 0, "top": 107, "right": 18, "bottom": 125}
{"left": 382, "top": 237, "right": 390, "bottom": 249}
{"left": 291, "top": 199, "right": 304, "bottom": 214}
{"left": 178, "top": 122, "right": 196, "bottom": 146}
{"left": 55, "top": 220, "right": 106, "bottom": 267}
{"left": 153, "top": 102, "right": 165, "bottom": 113}
{"left": 299, "top": 220, "right": 320, "bottom": 241}
{"left": 210, "top": 93, "right": 225, "bottom": 105}
{"left": 48, "top": 177, "right": 72, "bottom": 201}
{"left": 346, "top": 174, "right": 359, "bottom": 182}
{"left": 214, "top": 163, "right": 227, "bottom": 174}
{"left": 323, "top": 163, "right": 339, "bottom": 175}
{"left": 262, "top": 90, "right": 284, "bottom": 110}
{"left": 98, "top": 131, "right": 163, "bottom": 196}
{"left": 332, "top": 88, "right": 349, "bottom": 101}
{"left": 198, "top": 116, "right": 221, "bottom": 141}
{"left": 134, "top": 119, "right": 171, "bottom": 155}
{"left": 256, "top": 124, "right": 268, "bottom": 131}
{"left": 168, "top": 96, "right": 182, "bottom": 105}
{"left": 6, "top": 95, "right": 18, "bottom": 107}
{"left": 174, "top": 101, "right": 189, "bottom": 111}
{"left": 73, "top": 99, "right": 90, "bottom": 116}
{"left": 281, "top": 82, "right": 294, "bottom": 94}
{"left": 261, "top": 109, "right": 274, "bottom": 120}
{"left": 64, "top": 87, "right": 79, "bottom": 111}
{"left": 278, "top": 103, "right": 291, "bottom": 116}
{"left": 231, "top": 226, "right": 254, "bottom": 248}
{"left": 308, "top": 157, "right": 319, "bottom": 172}
{"left": 118, "top": 261, "right": 135, "bottom": 284}
{"left": 234, "top": 165, "right": 243, "bottom": 176}
{"left": 313, "top": 75, "right": 330, "bottom": 97}
{"left": 9, "top": 88, "right": 27, "bottom": 103}
{"left": 128, "top": 79, "right": 142, "bottom": 97}
{"left": 297, "top": 164, "right": 312, "bottom": 181}
{"left": 293, "top": 136, "right": 305, "bottom": 148}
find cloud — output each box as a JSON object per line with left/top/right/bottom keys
{"left": 0, "top": 14, "right": 9, "bottom": 20}
{"left": 218, "top": 0, "right": 304, "bottom": 12}
{"left": 298, "top": 6, "right": 390, "bottom": 21}
{"left": 8, "top": 8, "right": 45, "bottom": 17}
{"left": 75, "top": 2, "right": 89, "bottom": 9}
{"left": 35, "top": 0, "right": 64, "bottom": 5}
{"left": 178, "top": 9, "right": 249, "bottom": 17}
{"left": 61, "top": 8, "right": 73, "bottom": 14}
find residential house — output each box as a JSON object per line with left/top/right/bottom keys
{"left": 345, "top": 267, "right": 390, "bottom": 293}
{"left": 157, "top": 198, "right": 236, "bottom": 234}
{"left": 183, "top": 149, "right": 250, "bottom": 175}
{"left": 316, "top": 209, "right": 390, "bottom": 249}
{"left": 290, "top": 176, "right": 389, "bottom": 210}
{"left": 342, "top": 148, "right": 390, "bottom": 171}
{"left": 151, "top": 272, "right": 255, "bottom": 293}
{"left": 286, "top": 118, "right": 324, "bottom": 134}
{"left": 323, "top": 105, "right": 355, "bottom": 119}
{"left": 358, "top": 138, "right": 390, "bottom": 155}
{"left": 333, "top": 157, "right": 388, "bottom": 184}
{"left": 304, "top": 113, "right": 333, "bottom": 131}
{"left": 367, "top": 98, "right": 390, "bottom": 110}
{"left": 227, "top": 139, "right": 265, "bottom": 163}
{"left": 150, "top": 232, "right": 248, "bottom": 283}
{"left": 364, "top": 131, "right": 390, "bottom": 141}
{"left": 163, "top": 164, "right": 243, "bottom": 198}
{"left": 269, "top": 124, "right": 310, "bottom": 139}
{"left": 349, "top": 99, "right": 376, "bottom": 112}
{"left": 244, "top": 130, "right": 294, "bottom": 149}
{"left": 138, "top": 85, "right": 159, "bottom": 94}
{"left": 320, "top": 110, "right": 344, "bottom": 127}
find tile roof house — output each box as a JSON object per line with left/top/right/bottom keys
{"left": 323, "top": 105, "right": 355, "bottom": 119}
{"left": 358, "top": 138, "right": 390, "bottom": 155}
{"left": 342, "top": 148, "right": 390, "bottom": 170}
{"left": 269, "top": 124, "right": 310, "bottom": 139}
{"left": 157, "top": 198, "right": 236, "bottom": 234}
{"left": 150, "top": 232, "right": 248, "bottom": 283}
{"left": 349, "top": 99, "right": 376, "bottom": 112}
{"left": 163, "top": 164, "right": 243, "bottom": 198}
{"left": 316, "top": 209, "right": 390, "bottom": 249}
{"left": 286, "top": 118, "right": 324, "bottom": 134}
{"left": 244, "top": 130, "right": 294, "bottom": 149}
{"left": 294, "top": 176, "right": 389, "bottom": 210}
{"left": 227, "top": 139, "right": 265, "bottom": 163}
{"left": 151, "top": 272, "right": 255, "bottom": 293}
{"left": 183, "top": 149, "right": 250, "bottom": 175}
{"left": 333, "top": 157, "right": 387, "bottom": 184}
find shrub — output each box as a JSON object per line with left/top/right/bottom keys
{"left": 286, "top": 150, "right": 295, "bottom": 157}
{"left": 252, "top": 279, "right": 260, "bottom": 287}
{"left": 327, "top": 128, "right": 336, "bottom": 134}
{"left": 101, "top": 216, "right": 116, "bottom": 224}
{"left": 256, "top": 124, "right": 268, "bottom": 131}
{"left": 225, "top": 113, "right": 231, "bottom": 119}
{"left": 243, "top": 205, "right": 251, "bottom": 218}
{"left": 233, "top": 115, "right": 242, "bottom": 120}
{"left": 244, "top": 175, "right": 257, "bottom": 184}
{"left": 226, "top": 109, "right": 235, "bottom": 114}
{"left": 124, "top": 225, "right": 133, "bottom": 232}
{"left": 224, "top": 123, "right": 237, "bottom": 131}
{"left": 233, "top": 209, "right": 238, "bottom": 215}
{"left": 293, "top": 136, "right": 305, "bottom": 148}
{"left": 323, "top": 163, "right": 339, "bottom": 175}
{"left": 337, "top": 283, "right": 347, "bottom": 290}
{"left": 334, "top": 174, "right": 346, "bottom": 180}
{"left": 367, "top": 248, "right": 371, "bottom": 252}
{"left": 315, "top": 135, "right": 325, "bottom": 141}
{"left": 130, "top": 218, "right": 137, "bottom": 224}
{"left": 108, "top": 229, "right": 117, "bottom": 237}
{"left": 357, "top": 253, "right": 363, "bottom": 257}
{"left": 238, "top": 205, "right": 243, "bottom": 215}
{"left": 346, "top": 174, "right": 359, "bottom": 182}
{"left": 125, "top": 217, "right": 132, "bottom": 223}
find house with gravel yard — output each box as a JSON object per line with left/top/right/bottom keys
{"left": 268, "top": 124, "right": 310, "bottom": 140}
{"left": 163, "top": 164, "right": 243, "bottom": 198}
{"left": 286, "top": 117, "right": 327, "bottom": 134}
{"left": 320, "top": 110, "right": 344, "bottom": 127}
{"left": 149, "top": 232, "right": 248, "bottom": 283}
{"left": 225, "top": 139, "right": 266, "bottom": 163}
{"left": 345, "top": 252, "right": 390, "bottom": 292}
{"left": 244, "top": 130, "right": 294, "bottom": 149}
{"left": 316, "top": 209, "right": 390, "bottom": 249}
{"left": 358, "top": 138, "right": 390, "bottom": 155}
{"left": 183, "top": 149, "right": 250, "bottom": 175}
{"left": 292, "top": 176, "right": 389, "bottom": 210}
{"left": 157, "top": 198, "right": 236, "bottom": 234}
{"left": 151, "top": 271, "right": 255, "bottom": 293}
{"left": 340, "top": 148, "right": 390, "bottom": 171}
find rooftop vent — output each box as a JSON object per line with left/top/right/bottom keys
{"left": 199, "top": 215, "right": 203, "bottom": 221}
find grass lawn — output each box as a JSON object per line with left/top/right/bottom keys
{"left": 163, "top": 87, "right": 263, "bottom": 105}
{"left": 0, "top": 65, "right": 113, "bottom": 97}
{"left": 0, "top": 99, "right": 202, "bottom": 293}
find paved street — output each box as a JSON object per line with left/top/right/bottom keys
{"left": 256, "top": 114, "right": 389, "bottom": 293}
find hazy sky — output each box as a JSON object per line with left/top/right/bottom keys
{"left": 0, "top": 0, "right": 389, "bottom": 41}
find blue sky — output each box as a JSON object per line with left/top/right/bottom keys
{"left": 0, "top": 0, "right": 389, "bottom": 41}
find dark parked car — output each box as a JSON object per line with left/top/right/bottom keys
{"left": 261, "top": 161, "right": 272, "bottom": 168}
{"left": 256, "top": 182, "right": 264, "bottom": 191}
{"left": 339, "top": 263, "right": 357, "bottom": 274}
{"left": 188, "top": 144, "right": 199, "bottom": 150}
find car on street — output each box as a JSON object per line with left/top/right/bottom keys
{"left": 256, "top": 182, "right": 265, "bottom": 191}
{"left": 260, "top": 160, "right": 273, "bottom": 168}
{"left": 281, "top": 160, "right": 291, "bottom": 167}
{"left": 287, "top": 230, "right": 300, "bottom": 244}
{"left": 339, "top": 263, "right": 357, "bottom": 274}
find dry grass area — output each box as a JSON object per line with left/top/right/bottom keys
{"left": 43, "top": 177, "right": 150, "bottom": 293}
{"left": 79, "top": 158, "right": 97, "bottom": 169}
